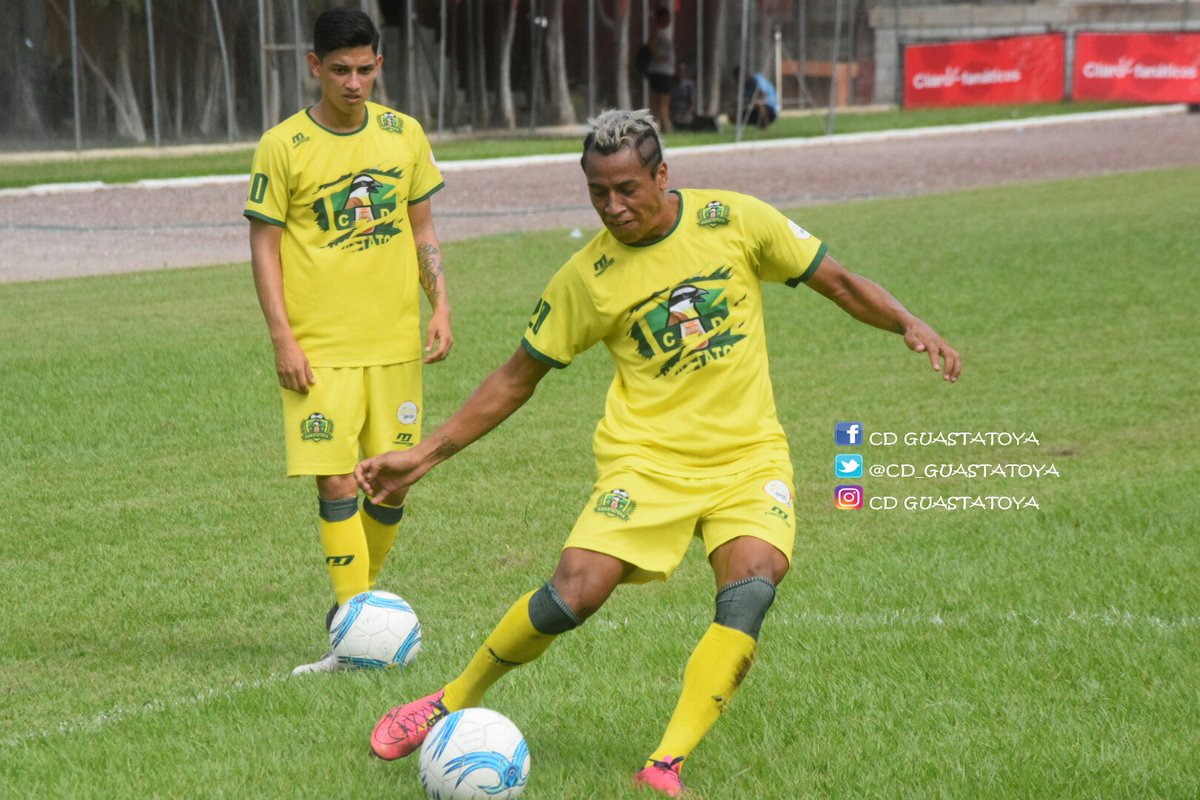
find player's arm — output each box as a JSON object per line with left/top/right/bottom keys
{"left": 805, "top": 253, "right": 962, "bottom": 382}
{"left": 249, "top": 219, "right": 315, "bottom": 392}
{"left": 356, "top": 347, "right": 551, "bottom": 504}
{"left": 409, "top": 198, "right": 453, "bottom": 364}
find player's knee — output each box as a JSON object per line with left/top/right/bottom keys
{"left": 714, "top": 576, "right": 777, "bottom": 640}
{"left": 527, "top": 581, "right": 583, "bottom": 635}
{"left": 318, "top": 495, "right": 359, "bottom": 522}
{"left": 362, "top": 497, "right": 405, "bottom": 525}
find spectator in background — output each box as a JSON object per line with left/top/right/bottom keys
{"left": 669, "top": 62, "right": 696, "bottom": 130}
{"left": 644, "top": 7, "right": 675, "bottom": 133}
{"left": 671, "top": 63, "right": 722, "bottom": 133}
{"left": 735, "top": 70, "right": 779, "bottom": 130}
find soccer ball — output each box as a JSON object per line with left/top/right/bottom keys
{"left": 418, "top": 708, "right": 530, "bottom": 800}
{"left": 328, "top": 590, "right": 421, "bottom": 669}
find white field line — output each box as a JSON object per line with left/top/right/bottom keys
{"left": 1, "top": 673, "right": 287, "bottom": 749}
{"left": 0, "top": 104, "right": 1186, "bottom": 199}
{"left": 5, "top": 604, "right": 1194, "bottom": 748}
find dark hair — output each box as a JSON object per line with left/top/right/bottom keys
{"left": 580, "top": 109, "right": 663, "bottom": 176}
{"left": 313, "top": 7, "right": 380, "bottom": 59}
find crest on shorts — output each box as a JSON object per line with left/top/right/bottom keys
{"left": 301, "top": 412, "right": 334, "bottom": 442}
{"left": 594, "top": 488, "right": 637, "bottom": 521}
{"left": 697, "top": 200, "right": 730, "bottom": 227}
{"left": 378, "top": 112, "right": 404, "bottom": 133}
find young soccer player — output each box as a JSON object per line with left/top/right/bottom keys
{"left": 244, "top": 7, "right": 452, "bottom": 674}
{"left": 356, "top": 109, "right": 960, "bottom": 795}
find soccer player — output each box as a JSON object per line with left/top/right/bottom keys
{"left": 356, "top": 109, "right": 960, "bottom": 796}
{"left": 244, "top": 7, "right": 452, "bottom": 675}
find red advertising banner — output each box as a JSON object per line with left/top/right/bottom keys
{"left": 1073, "top": 33, "right": 1200, "bottom": 103}
{"left": 904, "top": 34, "right": 1066, "bottom": 108}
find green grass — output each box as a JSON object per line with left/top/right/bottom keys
{"left": 2, "top": 167, "right": 1198, "bottom": 798}
{"left": 0, "top": 101, "right": 1137, "bottom": 189}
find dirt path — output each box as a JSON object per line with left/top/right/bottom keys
{"left": 1, "top": 108, "right": 1196, "bottom": 284}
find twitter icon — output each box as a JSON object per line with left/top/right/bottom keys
{"left": 835, "top": 454, "right": 863, "bottom": 479}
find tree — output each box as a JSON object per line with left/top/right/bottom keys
{"left": 596, "top": 0, "right": 632, "bottom": 109}
{"left": 497, "top": 0, "right": 520, "bottom": 129}
{"left": 543, "top": 0, "right": 575, "bottom": 125}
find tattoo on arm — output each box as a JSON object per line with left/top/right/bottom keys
{"left": 417, "top": 243, "right": 444, "bottom": 303}
{"left": 433, "top": 435, "right": 458, "bottom": 459}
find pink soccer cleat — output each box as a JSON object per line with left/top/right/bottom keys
{"left": 369, "top": 689, "right": 449, "bottom": 760}
{"left": 634, "top": 756, "right": 687, "bottom": 797}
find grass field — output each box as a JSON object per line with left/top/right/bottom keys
{"left": 0, "top": 101, "right": 1137, "bottom": 189}
{"left": 1, "top": 166, "right": 1197, "bottom": 799}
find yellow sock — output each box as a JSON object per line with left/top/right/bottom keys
{"left": 442, "top": 590, "right": 556, "bottom": 710}
{"left": 360, "top": 507, "right": 401, "bottom": 589}
{"left": 649, "top": 623, "right": 757, "bottom": 765}
{"left": 319, "top": 510, "right": 370, "bottom": 606}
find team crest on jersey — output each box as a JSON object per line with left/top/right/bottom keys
{"left": 378, "top": 112, "right": 403, "bottom": 133}
{"left": 595, "top": 488, "right": 637, "bottom": 521}
{"left": 301, "top": 413, "right": 334, "bottom": 442}
{"left": 697, "top": 200, "right": 731, "bottom": 227}
{"left": 314, "top": 167, "right": 404, "bottom": 251}
{"left": 627, "top": 266, "right": 746, "bottom": 377}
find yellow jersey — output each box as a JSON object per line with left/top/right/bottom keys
{"left": 244, "top": 103, "right": 444, "bottom": 367}
{"left": 522, "top": 188, "right": 827, "bottom": 475}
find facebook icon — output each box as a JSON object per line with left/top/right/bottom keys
{"left": 835, "top": 421, "right": 862, "bottom": 446}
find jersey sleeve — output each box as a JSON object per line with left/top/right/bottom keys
{"left": 406, "top": 120, "right": 445, "bottom": 204}
{"left": 520, "top": 263, "right": 605, "bottom": 369}
{"left": 746, "top": 197, "right": 829, "bottom": 287}
{"left": 243, "top": 133, "right": 290, "bottom": 227}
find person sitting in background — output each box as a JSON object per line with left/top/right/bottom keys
{"left": 670, "top": 63, "right": 721, "bottom": 133}
{"left": 735, "top": 70, "right": 779, "bottom": 129}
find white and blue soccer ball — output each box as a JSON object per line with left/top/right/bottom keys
{"left": 327, "top": 590, "right": 421, "bottom": 669}
{"left": 418, "top": 707, "right": 530, "bottom": 800}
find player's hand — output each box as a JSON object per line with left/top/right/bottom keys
{"left": 903, "top": 319, "right": 961, "bottom": 383}
{"left": 355, "top": 451, "right": 421, "bottom": 506}
{"left": 274, "top": 338, "right": 316, "bottom": 393}
{"left": 424, "top": 305, "right": 453, "bottom": 364}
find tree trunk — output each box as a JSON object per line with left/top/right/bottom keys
{"left": 472, "top": 0, "right": 490, "bottom": 127}
{"left": 112, "top": 9, "right": 147, "bottom": 142}
{"left": 543, "top": 0, "right": 574, "bottom": 125}
{"left": 704, "top": 1, "right": 728, "bottom": 117}
{"left": 498, "top": 0, "right": 519, "bottom": 129}
{"left": 597, "top": 0, "right": 631, "bottom": 110}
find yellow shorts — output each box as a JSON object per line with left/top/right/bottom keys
{"left": 564, "top": 459, "right": 797, "bottom": 583}
{"left": 281, "top": 361, "right": 422, "bottom": 477}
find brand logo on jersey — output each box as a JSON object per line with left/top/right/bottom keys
{"left": 301, "top": 413, "right": 334, "bottom": 442}
{"left": 627, "top": 266, "right": 746, "bottom": 377}
{"left": 314, "top": 168, "right": 404, "bottom": 251}
{"left": 593, "top": 254, "right": 614, "bottom": 276}
{"left": 291, "top": 132, "right": 309, "bottom": 147}
{"left": 393, "top": 432, "right": 414, "bottom": 447}
{"left": 378, "top": 112, "right": 403, "bottom": 133}
{"left": 594, "top": 488, "right": 637, "bottom": 521}
{"left": 697, "top": 200, "right": 731, "bottom": 227}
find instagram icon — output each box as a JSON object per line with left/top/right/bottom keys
{"left": 835, "top": 485, "right": 863, "bottom": 510}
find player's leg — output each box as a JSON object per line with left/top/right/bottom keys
{"left": 444, "top": 547, "right": 630, "bottom": 708}
{"left": 316, "top": 472, "right": 370, "bottom": 605}
{"left": 370, "top": 548, "right": 629, "bottom": 760}
{"left": 637, "top": 465, "right": 795, "bottom": 795}
{"left": 283, "top": 368, "right": 370, "bottom": 674}
{"left": 360, "top": 362, "right": 422, "bottom": 588}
